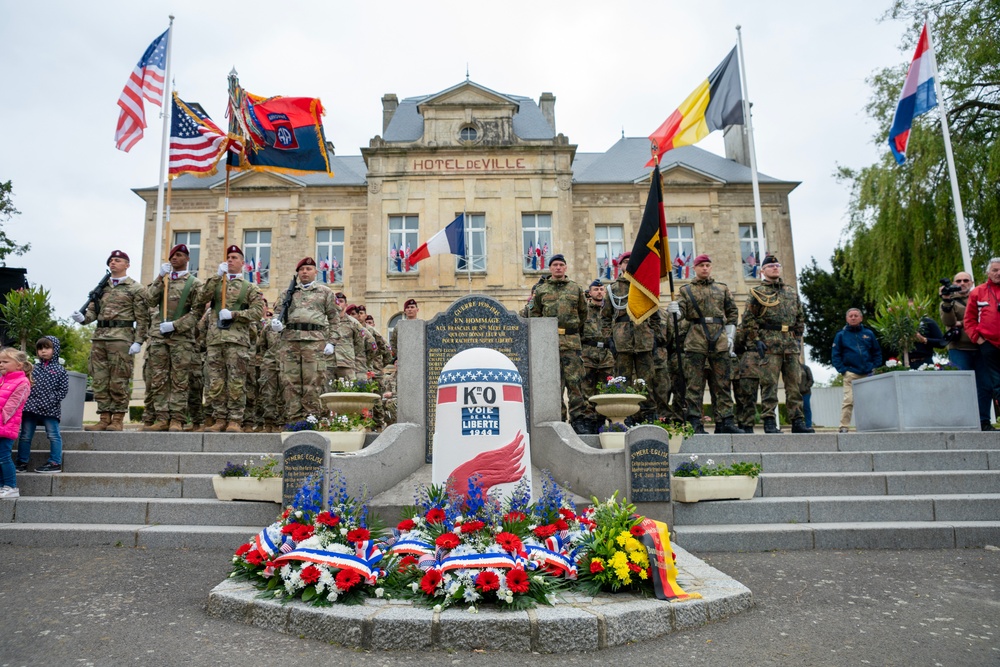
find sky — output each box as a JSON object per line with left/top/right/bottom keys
{"left": 0, "top": 1, "right": 915, "bottom": 377}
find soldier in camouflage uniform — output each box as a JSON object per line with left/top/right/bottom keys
{"left": 73, "top": 250, "right": 149, "bottom": 432}
{"left": 737, "top": 255, "right": 813, "bottom": 433}
{"left": 256, "top": 301, "right": 285, "bottom": 432}
{"left": 364, "top": 312, "right": 393, "bottom": 429}
{"left": 653, "top": 307, "right": 687, "bottom": 424}
{"left": 601, "top": 252, "right": 660, "bottom": 424}
{"left": 581, "top": 280, "right": 614, "bottom": 433}
{"left": 186, "top": 306, "right": 209, "bottom": 430}
{"left": 141, "top": 244, "right": 204, "bottom": 432}
{"left": 242, "top": 316, "right": 260, "bottom": 431}
{"left": 732, "top": 325, "right": 763, "bottom": 432}
{"left": 346, "top": 304, "right": 378, "bottom": 380}
{"left": 192, "top": 245, "right": 265, "bottom": 432}
{"left": 330, "top": 292, "right": 364, "bottom": 386}
{"left": 140, "top": 303, "right": 158, "bottom": 429}
{"left": 528, "top": 253, "right": 589, "bottom": 433}
{"left": 669, "top": 254, "right": 744, "bottom": 434}
{"left": 270, "top": 257, "right": 340, "bottom": 424}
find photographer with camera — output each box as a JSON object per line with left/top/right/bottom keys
{"left": 964, "top": 259, "right": 1000, "bottom": 431}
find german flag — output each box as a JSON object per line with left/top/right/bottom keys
{"left": 623, "top": 165, "right": 669, "bottom": 323}
{"left": 646, "top": 47, "right": 744, "bottom": 166}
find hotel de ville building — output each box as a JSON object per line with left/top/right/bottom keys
{"left": 134, "top": 79, "right": 800, "bottom": 335}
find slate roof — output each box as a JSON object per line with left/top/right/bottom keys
{"left": 135, "top": 154, "right": 369, "bottom": 191}
{"left": 571, "top": 137, "right": 792, "bottom": 185}
{"left": 383, "top": 80, "right": 555, "bottom": 142}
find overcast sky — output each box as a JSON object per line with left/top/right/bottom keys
{"left": 1, "top": 1, "right": 915, "bottom": 376}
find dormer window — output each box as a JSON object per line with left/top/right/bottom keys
{"left": 459, "top": 125, "right": 479, "bottom": 143}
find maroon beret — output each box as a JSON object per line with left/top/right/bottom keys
{"left": 345, "top": 304, "right": 359, "bottom": 314}
{"left": 296, "top": 257, "right": 316, "bottom": 271}
{"left": 106, "top": 249, "right": 130, "bottom": 265}
{"left": 168, "top": 243, "right": 189, "bottom": 258}
{"left": 404, "top": 298, "right": 418, "bottom": 308}
{"left": 693, "top": 254, "right": 712, "bottom": 266}
{"left": 226, "top": 245, "right": 243, "bottom": 257}
{"left": 618, "top": 251, "right": 631, "bottom": 263}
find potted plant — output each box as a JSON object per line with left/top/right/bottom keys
{"left": 319, "top": 372, "right": 382, "bottom": 415}
{"left": 282, "top": 410, "right": 377, "bottom": 452}
{"left": 870, "top": 294, "right": 932, "bottom": 368}
{"left": 853, "top": 359, "right": 978, "bottom": 431}
{"left": 670, "top": 455, "right": 761, "bottom": 503}
{"left": 596, "top": 421, "right": 629, "bottom": 449}
{"left": 212, "top": 454, "right": 282, "bottom": 502}
{"left": 589, "top": 375, "right": 648, "bottom": 427}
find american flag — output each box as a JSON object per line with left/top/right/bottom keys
{"left": 115, "top": 29, "right": 169, "bottom": 152}
{"left": 169, "top": 93, "right": 231, "bottom": 177}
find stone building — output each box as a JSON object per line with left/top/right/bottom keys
{"left": 134, "top": 79, "right": 799, "bottom": 335}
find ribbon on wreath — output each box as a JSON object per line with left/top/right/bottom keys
{"left": 272, "top": 547, "right": 383, "bottom": 585}
{"left": 254, "top": 526, "right": 291, "bottom": 559}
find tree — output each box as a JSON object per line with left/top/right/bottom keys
{"left": 0, "top": 180, "right": 30, "bottom": 264}
{"left": 0, "top": 286, "right": 52, "bottom": 352}
{"left": 839, "top": 0, "right": 1000, "bottom": 302}
{"left": 46, "top": 319, "right": 93, "bottom": 374}
{"left": 799, "top": 249, "right": 876, "bottom": 367}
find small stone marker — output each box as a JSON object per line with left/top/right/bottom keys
{"left": 628, "top": 431, "right": 672, "bottom": 503}
{"left": 431, "top": 347, "right": 531, "bottom": 500}
{"left": 282, "top": 431, "right": 331, "bottom": 508}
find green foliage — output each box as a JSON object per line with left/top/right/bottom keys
{"left": 798, "top": 250, "right": 876, "bottom": 366}
{"left": 839, "top": 1, "right": 1000, "bottom": 299}
{"left": 672, "top": 455, "right": 762, "bottom": 478}
{"left": 0, "top": 180, "right": 30, "bottom": 263}
{"left": 870, "top": 294, "right": 933, "bottom": 365}
{"left": 45, "top": 319, "right": 93, "bottom": 374}
{"left": 0, "top": 286, "right": 52, "bottom": 352}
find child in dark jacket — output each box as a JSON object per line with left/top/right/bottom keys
{"left": 16, "top": 336, "right": 68, "bottom": 473}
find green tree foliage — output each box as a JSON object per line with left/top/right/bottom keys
{"left": 839, "top": 0, "right": 1000, "bottom": 301}
{"left": 46, "top": 319, "right": 93, "bottom": 374}
{"left": 0, "top": 180, "right": 30, "bottom": 264}
{"left": 870, "top": 293, "right": 933, "bottom": 366}
{"left": 1, "top": 286, "right": 52, "bottom": 352}
{"left": 798, "top": 249, "right": 877, "bottom": 366}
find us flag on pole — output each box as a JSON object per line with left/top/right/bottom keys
{"left": 115, "top": 29, "right": 169, "bottom": 152}
{"left": 169, "top": 93, "right": 233, "bottom": 178}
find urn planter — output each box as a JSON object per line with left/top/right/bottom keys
{"left": 852, "top": 370, "right": 979, "bottom": 432}
{"left": 280, "top": 430, "right": 366, "bottom": 452}
{"left": 671, "top": 475, "right": 758, "bottom": 503}
{"left": 211, "top": 476, "right": 282, "bottom": 503}
{"left": 589, "top": 394, "right": 645, "bottom": 425}
{"left": 319, "top": 392, "right": 380, "bottom": 416}
{"left": 598, "top": 432, "right": 626, "bottom": 449}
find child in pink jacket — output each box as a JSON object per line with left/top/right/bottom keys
{"left": 0, "top": 348, "right": 33, "bottom": 498}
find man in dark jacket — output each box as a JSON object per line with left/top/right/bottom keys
{"left": 831, "top": 308, "right": 883, "bottom": 433}
{"left": 15, "top": 336, "right": 69, "bottom": 473}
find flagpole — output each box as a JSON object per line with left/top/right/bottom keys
{"left": 163, "top": 176, "right": 172, "bottom": 318}
{"left": 152, "top": 15, "right": 175, "bottom": 278}
{"left": 924, "top": 15, "right": 973, "bottom": 277}
{"left": 736, "top": 25, "right": 766, "bottom": 258}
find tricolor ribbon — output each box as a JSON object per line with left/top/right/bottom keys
{"left": 254, "top": 527, "right": 290, "bottom": 559}
{"left": 272, "top": 547, "right": 383, "bottom": 585}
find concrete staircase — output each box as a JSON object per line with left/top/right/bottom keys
{"left": 0, "top": 431, "right": 285, "bottom": 549}
{"left": 671, "top": 431, "right": 1000, "bottom": 551}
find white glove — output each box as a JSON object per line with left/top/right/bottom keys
{"left": 128, "top": 342, "right": 142, "bottom": 355}
{"left": 667, "top": 301, "right": 680, "bottom": 315}
{"left": 219, "top": 308, "right": 233, "bottom": 321}
{"left": 158, "top": 262, "right": 171, "bottom": 278}
{"left": 270, "top": 318, "right": 284, "bottom": 333}
{"left": 159, "top": 321, "right": 175, "bottom": 334}
{"left": 71, "top": 311, "right": 85, "bottom": 324}
{"left": 217, "top": 262, "right": 227, "bottom": 276}
{"left": 323, "top": 343, "right": 334, "bottom": 356}
{"left": 725, "top": 324, "right": 736, "bottom": 355}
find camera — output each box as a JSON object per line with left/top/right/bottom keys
{"left": 944, "top": 326, "right": 962, "bottom": 342}
{"left": 939, "top": 278, "right": 962, "bottom": 295}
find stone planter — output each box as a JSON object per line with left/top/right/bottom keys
{"left": 280, "top": 430, "right": 366, "bottom": 452}
{"left": 319, "top": 392, "right": 380, "bottom": 416}
{"left": 598, "top": 432, "right": 626, "bottom": 449}
{"left": 671, "top": 475, "right": 758, "bottom": 503}
{"left": 589, "top": 394, "right": 645, "bottom": 425}
{"left": 211, "top": 476, "right": 282, "bottom": 503}
{"left": 852, "top": 370, "right": 979, "bottom": 432}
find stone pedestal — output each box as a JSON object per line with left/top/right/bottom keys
{"left": 853, "top": 371, "right": 979, "bottom": 432}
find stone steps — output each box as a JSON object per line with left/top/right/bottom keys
{"left": 669, "top": 432, "right": 1000, "bottom": 552}
{"left": 3, "top": 496, "right": 279, "bottom": 526}
{"left": 0, "top": 522, "right": 259, "bottom": 549}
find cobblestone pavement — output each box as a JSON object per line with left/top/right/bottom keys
{"left": 1, "top": 546, "right": 997, "bottom": 666}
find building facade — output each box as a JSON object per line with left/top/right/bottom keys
{"left": 135, "top": 79, "right": 799, "bottom": 335}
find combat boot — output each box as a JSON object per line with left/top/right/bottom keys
{"left": 225, "top": 421, "right": 243, "bottom": 433}
{"left": 716, "top": 417, "right": 745, "bottom": 435}
{"left": 203, "top": 416, "right": 215, "bottom": 430}
{"left": 106, "top": 413, "right": 125, "bottom": 431}
{"left": 762, "top": 417, "right": 782, "bottom": 434}
{"left": 791, "top": 419, "right": 815, "bottom": 434}
{"left": 738, "top": 423, "right": 755, "bottom": 434}
{"left": 168, "top": 419, "right": 184, "bottom": 432}
{"left": 205, "top": 419, "right": 226, "bottom": 432}
{"left": 688, "top": 417, "right": 707, "bottom": 435}
{"left": 85, "top": 413, "right": 111, "bottom": 432}
{"left": 571, "top": 419, "right": 590, "bottom": 435}
{"left": 143, "top": 420, "right": 168, "bottom": 432}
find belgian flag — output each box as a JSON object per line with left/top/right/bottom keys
{"left": 623, "top": 165, "right": 669, "bottom": 324}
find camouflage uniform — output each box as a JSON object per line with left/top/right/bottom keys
{"left": 256, "top": 326, "right": 285, "bottom": 431}
{"left": 601, "top": 276, "right": 660, "bottom": 421}
{"left": 732, "top": 326, "right": 764, "bottom": 430}
{"left": 367, "top": 324, "right": 392, "bottom": 427}
{"left": 242, "top": 323, "right": 260, "bottom": 429}
{"left": 141, "top": 306, "right": 157, "bottom": 427}
{"left": 529, "top": 274, "right": 589, "bottom": 425}
{"left": 677, "top": 276, "right": 739, "bottom": 424}
{"left": 82, "top": 277, "right": 149, "bottom": 415}
{"left": 738, "top": 276, "right": 807, "bottom": 427}
{"left": 187, "top": 309, "right": 209, "bottom": 428}
{"left": 192, "top": 274, "right": 264, "bottom": 425}
{"left": 331, "top": 313, "right": 365, "bottom": 384}
{"left": 142, "top": 271, "right": 204, "bottom": 427}
{"left": 381, "top": 369, "right": 397, "bottom": 427}
{"left": 279, "top": 281, "right": 340, "bottom": 423}
{"left": 357, "top": 324, "right": 378, "bottom": 380}
{"left": 581, "top": 298, "right": 614, "bottom": 427}
{"left": 652, "top": 309, "right": 687, "bottom": 423}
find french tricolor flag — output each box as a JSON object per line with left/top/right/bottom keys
{"left": 888, "top": 23, "right": 938, "bottom": 165}
{"left": 406, "top": 214, "right": 466, "bottom": 270}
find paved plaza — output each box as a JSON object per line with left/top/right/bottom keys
{"left": 2, "top": 545, "right": 997, "bottom": 666}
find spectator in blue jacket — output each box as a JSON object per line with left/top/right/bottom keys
{"left": 831, "top": 309, "right": 883, "bottom": 433}
{"left": 15, "top": 336, "right": 69, "bottom": 473}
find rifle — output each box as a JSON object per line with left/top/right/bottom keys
{"left": 80, "top": 271, "right": 112, "bottom": 318}
{"left": 278, "top": 274, "right": 297, "bottom": 325}
{"left": 666, "top": 267, "right": 686, "bottom": 410}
